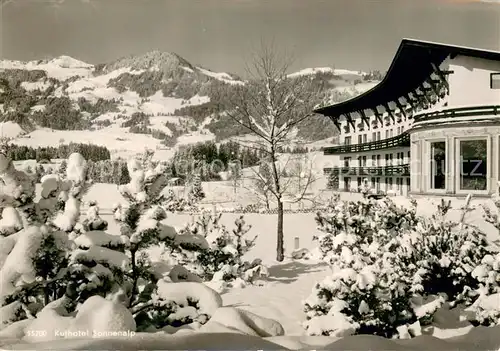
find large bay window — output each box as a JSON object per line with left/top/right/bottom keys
{"left": 430, "top": 141, "right": 446, "bottom": 190}
{"left": 459, "top": 138, "right": 488, "bottom": 191}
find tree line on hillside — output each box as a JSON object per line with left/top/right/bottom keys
{"left": 5, "top": 143, "right": 111, "bottom": 162}
{"left": 170, "top": 141, "right": 265, "bottom": 181}
{"left": 168, "top": 140, "right": 310, "bottom": 182}
{"left": 0, "top": 76, "right": 119, "bottom": 131}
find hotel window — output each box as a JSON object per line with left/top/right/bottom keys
{"left": 459, "top": 139, "right": 488, "bottom": 191}
{"left": 385, "top": 130, "right": 389, "bottom": 139}
{"left": 344, "top": 157, "right": 351, "bottom": 168}
{"left": 344, "top": 177, "right": 351, "bottom": 191}
{"left": 372, "top": 132, "right": 376, "bottom": 141}
{"left": 490, "top": 73, "right": 500, "bottom": 89}
{"left": 401, "top": 126, "right": 404, "bottom": 133}
{"left": 344, "top": 136, "right": 351, "bottom": 145}
{"left": 362, "top": 156, "right": 367, "bottom": 167}
{"left": 397, "top": 127, "right": 401, "bottom": 134}
{"left": 390, "top": 129, "right": 393, "bottom": 138}
{"left": 371, "top": 178, "right": 376, "bottom": 188}
{"left": 357, "top": 177, "right": 362, "bottom": 188}
{"left": 430, "top": 141, "right": 446, "bottom": 190}
{"left": 376, "top": 155, "right": 381, "bottom": 166}
{"left": 377, "top": 131, "right": 381, "bottom": 140}
{"left": 358, "top": 135, "right": 363, "bottom": 144}
{"left": 388, "top": 177, "right": 393, "bottom": 189}
{"left": 371, "top": 155, "right": 376, "bottom": 166}
{"left": 363, "top": 134, "right": 367, "bottom": 143}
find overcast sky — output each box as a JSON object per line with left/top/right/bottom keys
{"left": 1, "top": 0, "right": 499, "bottom": 75}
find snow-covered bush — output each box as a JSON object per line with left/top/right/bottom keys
{"left": 162, "top": 188, "right": 199, "bottom": 213}
{"left": 304, "top": 195, "right": 499, "bottom": 337}
{"left": 187, "top": 172, "right": 205, "bottom": 203}
{"left": 107, "top": 152, "right": 226, "bottom": 331}
{"left": 81, "top": 201, "right": 108, "bottom": 231}
{"left": 0, "top": 152, "right": 91, "bottom": 324}
{"left": 177, "top": 210, "right": 266, "bottom": 285}
{"left": 304, "top": 198, "right": 419, "bottom": 337}
{"left": 395, "top": 197, "right": 490, "bottom": 304}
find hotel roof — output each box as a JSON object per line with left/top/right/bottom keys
{"left": 314, "top": 38, "right": 500, "bottom": 118}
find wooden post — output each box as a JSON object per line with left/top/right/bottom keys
{"left": 294, "top": 237, "right": 300, "bottom": 250}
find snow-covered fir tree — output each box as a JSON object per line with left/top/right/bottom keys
{"left": 187, "top": 171, "right": 205, "bottom": 203}
{"left": 304, "top": 195, "right": 500, "bottom": 338}
{"left": 176, "top": 210, "right": 267, "bottom": 289}
{"left": 57, "top": 160, "right": 67, "bottom": 177}
{"left": 0, "top": 152, "right": 91, "bottom": 325}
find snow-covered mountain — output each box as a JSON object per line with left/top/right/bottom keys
{"left": 0, "top": 52, "right": 380, "bottom": 159}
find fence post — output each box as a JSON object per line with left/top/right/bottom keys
{"left": 294, "top": 237, "right": 300, "bottom": 250}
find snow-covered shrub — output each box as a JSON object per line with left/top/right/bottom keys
{"left": 187, "top": 172, "right": 205, "bottom": 203}
{"left": 162, "top": 188, "right": 198, "bottom": 213}
{"left": 0, "top": 152, "right": 90, "bottom": 323}
{"left": 108, "top": 154, "right": 224, "bottom": 331}
{"left": 81, "top": 201, "right": 108, "bottom": 231}
{"left": 178, "top": 210, "right": 265, "bottom": 284}
{"left": 304, "top": 196, "right": 499, "bottom": 337}
{"left": 395, "top": 198, "right": 490, "bottom": 304}
{"left": 57, "top": 159, "right": 67, "bottom": 176}
{"left": 304, "top": 198, "right": 418, "bottom": 337}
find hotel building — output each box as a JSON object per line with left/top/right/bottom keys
{"left": 315, "top": 39, "right": 500, "bottom": 197}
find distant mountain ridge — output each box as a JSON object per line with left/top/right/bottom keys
{"left": 0, "top": 51, "right": 380, "bottom": 158}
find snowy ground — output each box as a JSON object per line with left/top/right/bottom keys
{"left": 31, "top": 183, "right": 500, "bottom": 338}
{"left": 2, "top": 181, "right": 499, "bottom": 350}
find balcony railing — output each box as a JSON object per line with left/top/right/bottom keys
{"left": 414, "top": 105, "right": 500, "bottom": 124}
{"left": 322, "top": 132, "right": 410, "bottom": 155}
{"left": 324, "top": 164, "right": 410, "bottom": 177}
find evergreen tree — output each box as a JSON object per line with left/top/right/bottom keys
{"left": 119, "top": 161, "right": 131, "bottom": 185}
{"left": 0, "top": 152, "right": 91, "bottom": 319}
{"left": 188, "top": 172, "right": 205, "bottom": 203}
{"left": 58, "top": 160, "right": 67, "bottom": 176}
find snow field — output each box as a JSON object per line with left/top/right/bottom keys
{"left": 1, "top": 148, "right": 500, "bottom": 350}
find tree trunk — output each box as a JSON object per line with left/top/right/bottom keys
{"left": 276, "top": 200, "right": 284, "bottom": 262}
{"left": 269, "top": 145, "right": 284, "bottom": 262}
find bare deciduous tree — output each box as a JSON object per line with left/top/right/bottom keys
{"left": 214, "top": 41, "right": 321, "bottom": 261}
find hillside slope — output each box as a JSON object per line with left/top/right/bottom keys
{"left": 0, "top": 52, "right": 380, "bottom": 159}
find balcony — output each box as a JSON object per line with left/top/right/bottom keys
{"left": 324, "top": 164, "right": 410, "bottom": 177}
{"left": 322, "top": 132, "right": 410, "bottom": 155}
{"left": 413, "top": 105, "right": 500, "bottom": 125}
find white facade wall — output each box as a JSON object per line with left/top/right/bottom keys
{"left": 447, "top": 56, "right": 500, "bottom": 108}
